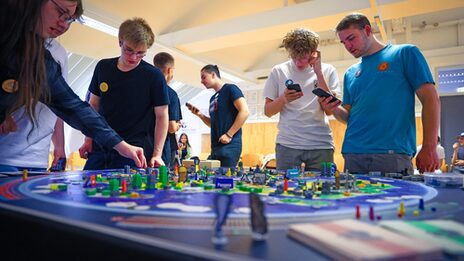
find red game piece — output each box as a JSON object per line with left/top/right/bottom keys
{"left": 283, "top": 178, "right": 288, "bottom": 192}
{"left": 122, "top": 179, "right": 127, "bottom": 193}
{"left": 355, "top": 204, "right": 361, "bottom": 219}
{"left": 90, "top": 175, "right": 96, "bottom": 187}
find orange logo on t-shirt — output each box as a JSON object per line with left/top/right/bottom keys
{"left": 378, "top": 62, "right": 389, "bottom": 71}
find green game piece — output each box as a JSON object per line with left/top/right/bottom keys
{"left": 159, "top": 166, "right": 168, "bottom": 186}
{"left": 85, "top": 188, "right": 97, "bottom": 196}
{"left": 250, "top": 188, "right": 263, "bottom": 193}
{"left": 132, "top": 173, "right": 142, "bottom": 189}
{"left": 102, "top": 190, "right": 111, "bottom": 196}
{"left": 58, "top": 184, "right": 68, "bottom": 191}
{"left": 109, "top": 179, "right": 119, "bottom": 192}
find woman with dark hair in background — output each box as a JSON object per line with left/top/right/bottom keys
{"left": 178, "top": 133, "right": 192, "bottom": 161}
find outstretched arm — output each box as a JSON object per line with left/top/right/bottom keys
{"left": 415, "top": 83, "right": 440, "bottom": 173}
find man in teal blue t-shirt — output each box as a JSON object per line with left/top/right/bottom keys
{"left": 319, "top": 13, "right": 440, "bottom": 174}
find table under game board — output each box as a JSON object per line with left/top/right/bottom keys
{"left": 0, "top": 169, "right": 463, "bottom": 260}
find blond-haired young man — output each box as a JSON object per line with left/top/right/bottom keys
{"left": 79, "top": 18, "right": 169, "bottom": 169}
{"left": 263, "top": 28, "right": 340, "bottom": 171}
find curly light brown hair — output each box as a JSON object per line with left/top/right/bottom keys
{"left": 282, "top": 28, "right": 319, "bottom": 59}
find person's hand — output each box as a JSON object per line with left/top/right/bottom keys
{"left": 283, "top": 88, "right": 303, "bottom": 103}
{"left": 309, "top": 50, "right": 322, "bottom": 74}
{"left": 186, "top": 103, "right": 202, "bottom": 117}
{"left": 218, "top": 134, "right": 232, "bottom": 144}
{"left": 453, "top": 142, "right": 459, "bottom": 150}
{"left": 79, "top": 137, "right": 93, "bottom": 159}
{"left": 52, "top": 148, "right": 66, "bottom": 166}
{"left": 0, "top": 115, "right": 17, "bottom": 134}
{"left": 416, "top": 145, "right": 440, "bottom": 173}
{"left": 149, "top": 155, "right": 165, "bottom": 167}
{"left": 113, "top": 141, "right": 147, "bottom": 168}
{"left": 178, "top": 142, "right": 185, "bottom": 150}
{"left": 318, "top": 96, "right": 342, "bottom": 113}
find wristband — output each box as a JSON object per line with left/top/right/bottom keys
{"left": 225, "top": 132, "right": 233, "bottom": 139}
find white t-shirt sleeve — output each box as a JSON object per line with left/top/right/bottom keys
{"left": 325, "top": 64, "right": 341, "bottom": 97}
{"left": 263, "top": 67, "right": 279, "bottom": 100}
{"left": 437, "top": 145, "right": 445, "bottom": 160}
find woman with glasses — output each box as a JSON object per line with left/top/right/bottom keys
{"left": 78, "top": 17, "right": 170, "bottom": 170}
{"left": 0, "top": 0, "right": 147, "bottom": 168}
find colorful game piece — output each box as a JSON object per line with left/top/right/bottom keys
{"left": 226, "top": 168, "right": 231, "bottom": 177}
{"left": 132, "top": 173, "right": 142, "bottom": 189}
{"left": 300, "top": 162, "right": 305, "bottom": 175}
{"left": 369, "top": 206, "right": 375, "bottom": 221}
{"left": 335, "top": 171, "right": 340, "bottom": 189}
{"left": 355, "top": 204, "right": 361, "bottom": 219}
{"left": 130, "top": 192, "right": 140, "bottom": 198}
{"left": 398, "top": 201, "right": 405, "bottom": 217}
{"left": 419, "top": 198, "right": 424, "bottom": 211}
{"left": 212, "top": 193, "right": 232, "bottom": 245}
{"left": 413, "top": 210, "right": 420, "bottom": 216}
{"left": 124, "top": 165, "right": 130, "bottom": 174}
{"left": 121, "top": 179, "right": 127, "bottom": 193}
{"left": 22, "top": 169, "right": 28, "bottom": 181}
{"left": 250, "top": 193, "right": 268, "bottom": 241}
{"left": 159, "top": 166, "right": 168, "bottom": 186}
{"left": 90, "top": 175, "right": 96, "bottom": 187}
{"left": 283, "top": 177, "right": 288, "bottom": 193}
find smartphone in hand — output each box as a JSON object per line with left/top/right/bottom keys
{"left": 312, "top": 88, "right": 339, "bottom": 103}
{"left": 287, "top": 83, "right": 302, "bottom": 92}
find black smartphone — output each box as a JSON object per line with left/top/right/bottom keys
{"left": 312, "top": 88, "right": 339, "bottom": 103}
{"left": 287, "top": 83, "right": 302, "bottom": 92}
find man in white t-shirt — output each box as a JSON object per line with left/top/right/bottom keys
{"left": 0, "top": 0, "right": 83, "bottom": 172}
{"left": 263, "top": 28, "right": 341, "bottom": 171}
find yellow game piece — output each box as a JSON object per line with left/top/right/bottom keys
{"left": 50, "top": 184, "right": 59, "bottom": 191}
{"left": 22, "top": 169, "right": 28, "bottom": 181}
{"left": 343, "top": 191, "right": 351, "bottom": 196}
{"left": 398, "top": 201, "right": 406, "bottom": 217}
{"left": 130, "top": 192, "right": 140, "bottom": 198}
{"left": 226, "top": 168, "right": 231, "bottom": 177}
{"left": 413, "top": 210, "right": 420, "bottom": 216}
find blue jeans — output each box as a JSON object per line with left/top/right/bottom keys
{"left": 210, "top": 144, "right": 241, "bottom": 168}
{"left": 343, "top": 153, "right": 413, "bottom": 174}
{"left": 84, "top": 149, "right": 136, "bottom": 170}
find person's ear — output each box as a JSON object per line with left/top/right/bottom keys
{"left": 364, "top": 25, "right": 372, "bottom": 36}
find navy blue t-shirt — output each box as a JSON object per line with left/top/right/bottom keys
{"left": 89, "top": 58, "right": 169, "bottom": 153}
{"left": 161, "top": 86, "right": 182, "bottom": 163}
{"left": 209, "top": 83, "right": 244, "bottom": 148}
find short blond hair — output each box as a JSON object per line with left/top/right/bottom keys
{"left": 119, "top": 17, "right": 155, "bottom": 48}
{"left": 282, "top": 28, "right": 319, "bottom": 59}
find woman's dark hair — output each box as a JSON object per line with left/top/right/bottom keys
{"left": 201, "top": 64, "right": 221, "bottom": 78}
{"left": 179, "top": 133, "right": 191, "bottom": 148}
{"left": 0, "top": 0, "right": 48, "bottom": 126}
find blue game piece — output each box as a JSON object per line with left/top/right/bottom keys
{"left": 431, "top": 207, "right": 437, "bottom": 212}
{"left": 419, "top": 198, "right": 424, "bottom": 211}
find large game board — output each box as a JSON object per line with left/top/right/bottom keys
{"left": 1, "top": 169, "right": 463, "bottom": 260}
{"left": 1, "top": 169, "right": 438, "bottom": 228}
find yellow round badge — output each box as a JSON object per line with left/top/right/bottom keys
{"left": 378, "top": 62, "right": 389, "bottom": 72}
{"left": 99, "top": 82, "right": 109, "bottom": 93}
{"left": 2, "top": 79, "right": 19, "bottom": 93}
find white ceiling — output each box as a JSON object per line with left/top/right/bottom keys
{"left": 59, "top": 0, "right": 464, "bottom": 89}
